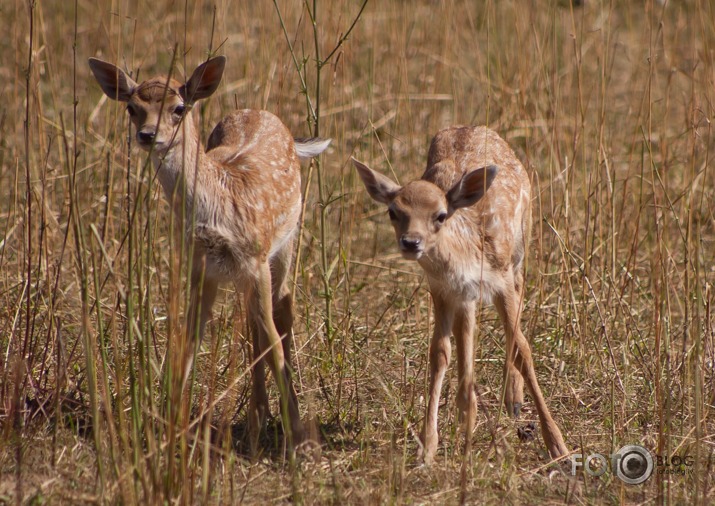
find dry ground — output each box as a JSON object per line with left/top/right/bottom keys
{"left": 1, "top": 0, "right": 714, "bottom": 504}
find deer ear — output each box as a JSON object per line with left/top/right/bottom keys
{"left": 446, "top": 165, "right": 498, "bottom": 211}
{"left": 180, "top": 56, "right": 226, "bottom": 104}
{"left": 88, "top": 58, "right": 137, "bottom": 102}
{"left": 352, "top": 158, "right": 401, "bottom": 205}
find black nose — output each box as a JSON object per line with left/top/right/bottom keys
{"left": 400, "top": 236, "right": 422, "bottom": 252}
{"left": 137, "top": 131, "right": 155, "bottom": 144}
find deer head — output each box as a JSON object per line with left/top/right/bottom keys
{"left": 88, "top": 56, "right": 226, "bottom": 154}
{"left": 352, "top": 158, "right": 497, "bottom": 260}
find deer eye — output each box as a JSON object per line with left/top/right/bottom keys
{"left": 126, "top": 104, "right": 136, "bottom": 117}
{"left": 388, "top": 208, "right": 398, "bottom": 221}
{"left": 435, "top": 212, "right": 447, "bottom": 224}
{"left": 173, "top": 104, "right": 186, "bottom": 117}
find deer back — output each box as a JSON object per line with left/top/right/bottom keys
{"left": 394, "top": 126, "right": 529, "bottom": 304}
{"left": 188, "top": 109, "right": 302, "bottom": 279}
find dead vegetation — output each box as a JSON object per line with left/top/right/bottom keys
{"left": 1, "top": 0, "right": 714, "bottom": 504}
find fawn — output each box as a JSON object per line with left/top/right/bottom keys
{"left": 88, "top": 55, "right": 330, "bottom": 449}
{"left": 353, "top": 126, "right": 568, "bottom": 462}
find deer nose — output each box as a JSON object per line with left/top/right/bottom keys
{"left": 137, "top": 131, "right": 155, "bottom": 144}
{"left": 400, "top": 235, "right": 422, "bottom": 252}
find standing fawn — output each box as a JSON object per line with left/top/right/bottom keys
{"left": 88, "top": 56, "right": 330, "bottom": 449}
{"left": 353, "top": 126, "right": 568, "bottom": 462}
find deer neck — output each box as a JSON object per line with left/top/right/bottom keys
{"left": 152, "top": 114, "right": 207, "bottom": 204}
{"left": 417, "top": 216, "right": 491, "bottom": 298}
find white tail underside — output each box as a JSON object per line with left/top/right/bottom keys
{"left": 293, "top": 137, "right": 332, "bottom": 160}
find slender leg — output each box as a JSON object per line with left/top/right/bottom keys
{"left": 248, "top": 261, "right": 304, "bottom": 449}
{"left": 494, "top": 278, "right": 568, "bottom": 458}
{"left": 505, "top": 266, "right": 525, "bottom": 417}
{"left": 269, "top": 239, "right": 296, "bottom": 374}
{"left": 420, "top": 292, "right": 454, "bottom": 464}
{"left": 247, "top": 241, "right": 297, "bottom": 451}
{"left": 185, "top": 255, "right": 219, "bottom": 386}
{"left": 453, "top": 301, "right": 477, "bottom": 443}
{"left": 247, "top": 312, "right": 269, "bottom": 452}
{"left": 504, "top": 354, "right": 525, "bottom": 417}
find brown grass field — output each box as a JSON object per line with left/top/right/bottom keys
{"left": 1, "top": 0, "right": 714, "bottom": 504}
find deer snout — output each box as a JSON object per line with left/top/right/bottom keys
{"left": 137, "top": 130, "right": 156, "bottom": 146}
{"left": 399, "top": 234, "right": 424, "bottom": 259}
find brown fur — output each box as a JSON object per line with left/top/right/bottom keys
{"left": 89, "top": 56, "right": 330, "bottom": 450}
{"left": 353, "top": 126, "right": 568, "bottom": 462}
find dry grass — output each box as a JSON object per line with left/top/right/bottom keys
{"left": 1, "top": 0, "right": 714, "bottom": 504}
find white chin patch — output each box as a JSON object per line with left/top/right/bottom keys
{"left": 145, "top": 142, "right": 168, "bottom": 153}
{"left": 400, "top": 250, "right": 423, "bottom": 261}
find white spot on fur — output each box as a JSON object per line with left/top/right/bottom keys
{"left": 219, "top": 170, "right": 229, "bottom": 188}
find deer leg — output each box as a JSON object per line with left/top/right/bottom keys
{"left": 248, "top": 261, "right": 304, "bottom": 449}
{"left": 453, "top": 301, "right": 477, "bottom": 446}
{"left": 504, "top": 352, "right": 525, "bottom": 417}
{"left": 494, "top": 283, "right": 568, "bottom": 459}
{"left": 185, "top": 256, "right": 219, "bottom": 387}
{"left": 270, "top": 240, "right": 296, "bottom": 378}
{"left": 505, "top": 266, "right": 526, "bottom": 417}
{"left": 247, "top": 311, "right": 270, "bottom": 452}
{"left": 245, "top": 240, "right": 296, "bottom": 451}
{"left": 420, "top": 293, "right": 454, "bottom": 464}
